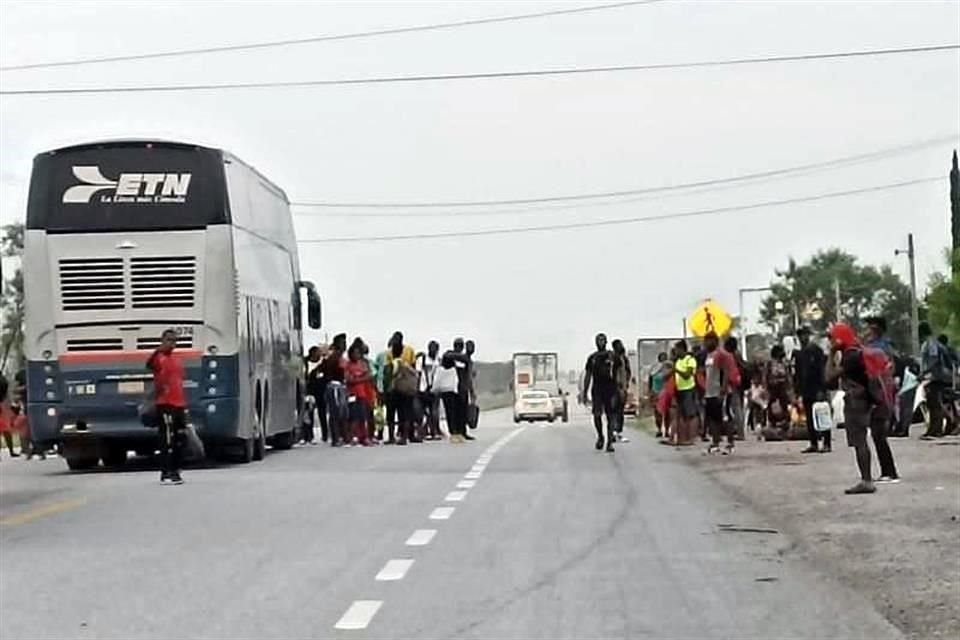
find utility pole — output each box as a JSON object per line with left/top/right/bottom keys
{"left": 950, "top": 149, "right": 959, "bottom": 258}
{"left": 738, "top": 286, "right": 773, "bottom": 338}
{"left": 834, "top": 278, "right": 842, "bottom": 322}
{"left": 895, "top": 233, "right": 920, "bottom": 358}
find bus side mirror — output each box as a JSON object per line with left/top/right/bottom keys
{"left": 308, "top": 293, "right": 321, "bottom": 330}
{"left": 299, "top": 280, "right": 322, "bottom": 330}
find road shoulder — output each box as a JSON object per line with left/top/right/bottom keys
{"left": 670, "top": 427, "right": 960, "bottom": 640}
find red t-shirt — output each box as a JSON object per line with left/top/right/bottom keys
{"left": 345, "top": 359, "right": 374, "bottom": 404}
{"left": 150, "top": 352, "right": 187, "bottom": 408}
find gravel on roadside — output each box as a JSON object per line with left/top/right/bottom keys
{"left": 676, "top": 430, "right": 960, "bottom": 640}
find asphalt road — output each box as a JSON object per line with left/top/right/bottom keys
{"left": 0, "top": 408, "right": 903, "bottom": 640}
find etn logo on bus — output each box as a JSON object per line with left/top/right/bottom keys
{"left": 62, "top": 166, "right": 192, "bottom": 204}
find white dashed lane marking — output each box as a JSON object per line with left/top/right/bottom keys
{"left": 429, "top": 507, "right": 455, "bottom": 520}
{"left": 335, "top": 600, "right": 383, "bottom": 630}
{"left": 375, "top": 559, "right": 415, "bottom": 581}
{"left": 406, "top": 529, "right": 437, "bottom": 546}
{"left": 332, "top": 426, "right": 527, "bottom": 631}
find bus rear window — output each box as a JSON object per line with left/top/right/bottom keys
{"left": 26, "top": 143, "right": 229, "bottom": 232}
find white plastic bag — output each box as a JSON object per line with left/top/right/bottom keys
{"left": 812, "top": 401, "right": 833, "bottom": 432}
{"left": 831, "top": 391, "right": 845, "bottom": 426}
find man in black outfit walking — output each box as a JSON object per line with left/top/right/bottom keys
{"left": 794, "top": 327, "right": 831, "bottom": 453}
{"left": 582, "top": 333, "right": 617, "bottom": 453}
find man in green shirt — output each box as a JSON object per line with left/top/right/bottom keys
{"left": 673, "top": 340, "right": 699, "bottom": 445}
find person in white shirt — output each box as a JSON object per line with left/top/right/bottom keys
{"left": 417, "top": 341, "right": 443, "bottom": 440}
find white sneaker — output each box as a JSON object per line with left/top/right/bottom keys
{"left": 876, "top": 476, "right": 901, "bottom": 484}
{"left": 620, "top": 435, "right": 630, "bottom": 443}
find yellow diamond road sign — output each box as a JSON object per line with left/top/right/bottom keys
{"left": 687, "top": 299, "right": 733, "bottom": 338}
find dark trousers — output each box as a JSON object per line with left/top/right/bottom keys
{"left": 924, "top": 382, "right": 946, "bottom": 437}
{"left": 325, "top": 384, "right": 347, "bottom": 445}
{"left": 314, "top": 385, "right": 330, "bottom": 442}
{"left": 2, "top": 432, "right": 16, "bottom": 456}
{"left": 804, "top": 397, "right": 831, "bottom": 449}
{"left": 592, "top": 391, "right": 616, "bottom": 443}
{"left": 387, "top": 391, "right": 415, "bottom": 442}
{"left": 705, "top": 397, "right": 734, "bottom": 447}
{"left": 421, "top": 392, "right": 441, "bottom": 438}
{"left": 895, "top": 388, "right": 916, "bottom": 436}
{"left": 611, "top": 393, "right": 625, "bottom": 434}
{"left": 871, "top": 406, "right": 899, "bottom": 479}
{"left": 442, "top": 392, "right": 466, "bottom": 436}
{"left": 158, "top": 406, "right": 185, "bottom": 477}
{"left": 301, "top": 396, "right": 317, "bottom": 443}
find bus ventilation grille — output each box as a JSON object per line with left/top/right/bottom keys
{"left": 59, "top": 257, "right": 125, "bottom": 311}
{"left": 130, "top": 256, "right": 196, "bottom": 309}
{"left": 66, "top": 337, "right": 124, "bottom": 352}
{"left": 137, "top": 336, "right": 194, "bottom": 351}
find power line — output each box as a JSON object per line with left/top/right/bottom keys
{"left": 291, "top": 134, "right": 957, "bottom": 212}
{"left": 2, "top": 43, "right": 955, "bottom": 96}
{"left": 296, "top": 176, "right": 941, "bottom": 243}
{"left": 0, "top": 1, "right": 659, "bottom": 72}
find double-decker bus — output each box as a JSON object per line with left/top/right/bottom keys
{"left": 23, "top": 140, "right": 321, "bottom": 470}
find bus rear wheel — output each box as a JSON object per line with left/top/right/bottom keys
{"left": 228, "top": 437, "right": 254, "bottom": 464}
{"left": 272, "top": 429, "right": 296, "bottom": 450}
{"left": 66, "top": 456, "right": 99, "bottom": 471}
{"left": 101, "top": 445, "right": 128, "bottom": 468}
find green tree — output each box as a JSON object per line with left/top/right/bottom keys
{"left": 759, "top": 249, "right": 917, "bottom": 349}
{"left": 926, "top": 249, "right": 960, "bottom": 344}
{"left": 1, "top": 222, "right": 25, "bottom": 373}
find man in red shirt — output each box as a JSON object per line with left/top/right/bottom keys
{"left": 701, "top": 331, "right": 742, "bottom": 455}
{"left": 147, "top": 329, "right": 187, "bottom": 485}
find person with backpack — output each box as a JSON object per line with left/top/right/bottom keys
{"left": 827, "top": 322, "right": 900, "bottom": 495}
{"left": 724, "top": 337, "right": 749, "bottom": 441}
{"left": 764, "top": 345, "right": 793, "bottom": 431}
{"left": 794, "top": 327, "right": 830, "bottom": 453}
{"left": 582, "top": 333, "right": 618, "bottom": 452}
{"left": 383, "top": 331, "right": 418, "bottom": 445}
{"left": 920, "top": 322, "right": 954, "bottom": 439}
{"left": 936, "top": 334, "right": 959, "bottom": 435}
{"left": 864, "top": 316, "right": 909, "bottom": 437}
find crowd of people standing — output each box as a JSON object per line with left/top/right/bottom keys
{"left": 303, "top": 332, "right": 481, "bottom": 447}
{"left": 646, "top": 318, "right": 958, "bottom": 494}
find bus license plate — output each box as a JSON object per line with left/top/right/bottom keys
{"left": 118, "top": 381, "right": 145, "bottom": 394}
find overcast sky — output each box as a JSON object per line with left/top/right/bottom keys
{"left": 1, "top": 0, "right": 958, "bottom": 368}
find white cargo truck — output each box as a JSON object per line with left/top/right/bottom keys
{"left": 512, "top": 352, "right": 568, "bottom": 423}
